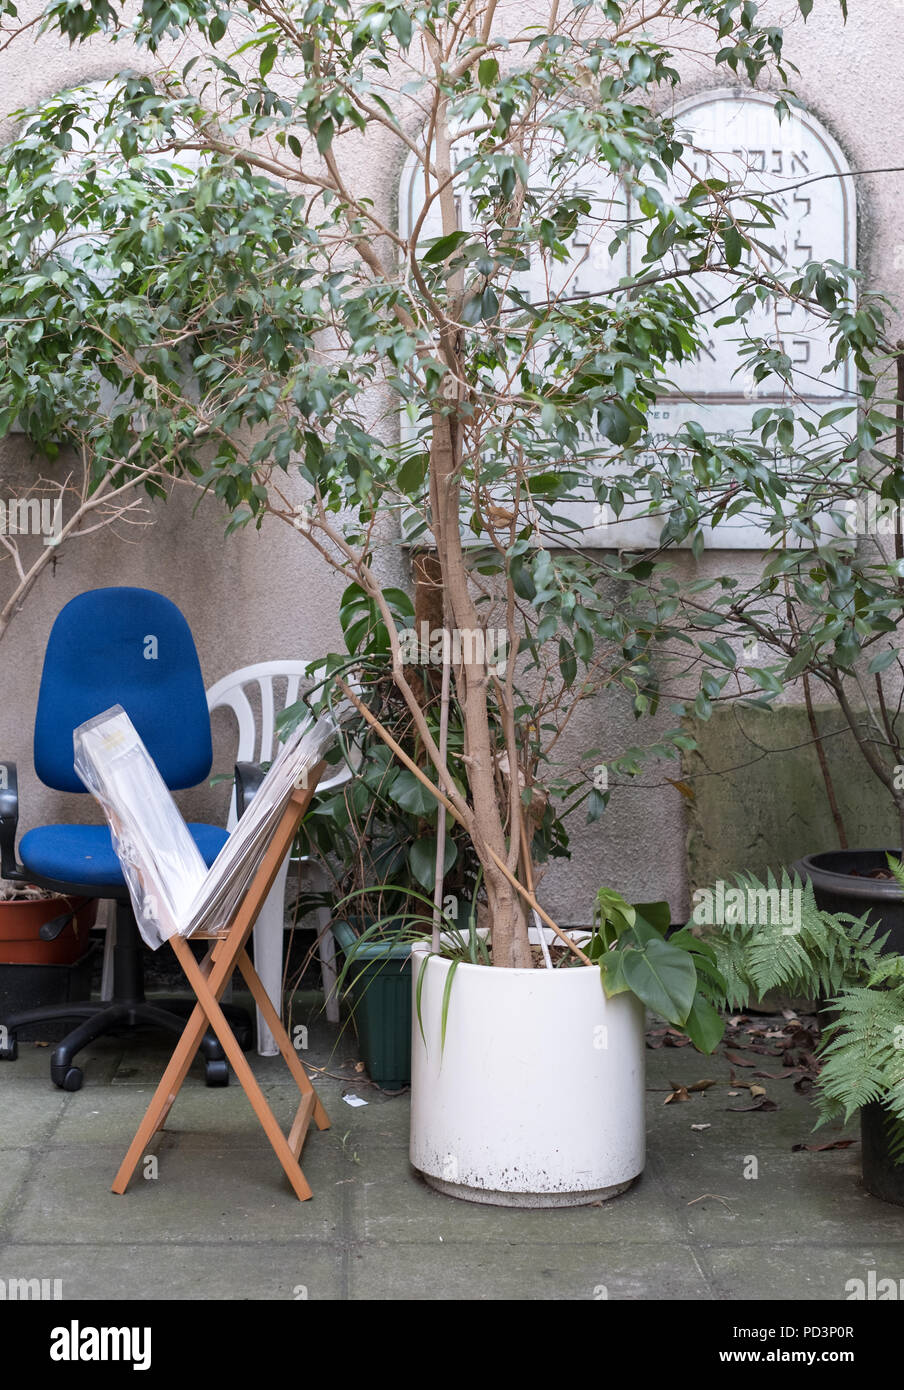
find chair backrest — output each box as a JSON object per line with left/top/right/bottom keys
{"left": 34, "top": 587, "right": 213, "bottom": 793}
{"left": 206, "top": 661, "right": 353, "bottom": 830}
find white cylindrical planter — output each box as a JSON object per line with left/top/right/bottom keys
{"left": 409, "top": 944, "right": 646, "bottom": 1207}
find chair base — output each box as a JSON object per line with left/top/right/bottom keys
{"left": 0, "top": 903, "right": 253, "bottom": 1090}
{"left": 0, "top": 995, "right": 252, "bottom": 1090}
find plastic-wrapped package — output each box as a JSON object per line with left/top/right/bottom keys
{"left": 74, "top": 707, "right": 209, "bottom": 948}
{"left": 73, "top": 702, "right": 342, "bottom": 949}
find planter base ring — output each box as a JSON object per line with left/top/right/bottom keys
{"left": 418, "top": 1170, "right": 638, "bottom": 1209}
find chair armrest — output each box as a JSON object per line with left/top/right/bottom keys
{"left": 234, "top": 762, "right": 266, "bottom": 822}
{"left": 0, "top": 760, "right": 25, "bottom": 882}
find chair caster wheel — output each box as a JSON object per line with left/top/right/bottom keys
{"left": 205, "top": 1059, "right": 229, "bottom": 1087}
{"left": 56, "top": 1067, "right": 83, "bottom": 1092}
{"left": 0, "top": 1039, "right": 18, "bottom": 1061}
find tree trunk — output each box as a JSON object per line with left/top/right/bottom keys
{"left": 428, "top": 411, "right": 532, "bottom": 969}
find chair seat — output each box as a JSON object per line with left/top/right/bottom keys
{"left": 19, "top": 822, "right": 229, "bottom": 889}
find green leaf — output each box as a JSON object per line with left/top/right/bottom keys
{"left": 409, "top": 835, "right": 457, "bottom": 891}
{"left": 422, "top": 230, "right": 469, "bottom": 264}
{"left": 819, "top": 405, "right": 856, "bottom": 430}
{"left": 559, "top": 637, "right": 577, "bottom": 687}
{"left": 441, "top": 958, "right": 460, "bottom": 1055}
{"left": 415, "top": 952, "right": 430, "bottom": 1049}
{"left": 722, "top": 223, "right": 743, "bottom": 267}
{"left": 682, "top": 992, "right": 725, "bottom": 1053}
{"left": 387, "top": 768, "right": 440, "bottom": 816}
{"left": 868, "top": 648, "right": 898, "bottom": 675}
{"left": 390, "top": 8, "right": 412, "bottom": 46}
{"left": 477, "top": 57, "right": 499, "bottom": 87}
{"left": 744, "top": 666, "right": 783, "bottom": 695}
{"left": 259, "top": 43, "right": 277, "bottom": 78}
{"left": 613, "top": 934, "right": 698, "bottom": 1027}
{"left": 632, "top": 901, "right": 671, "bottom": 936}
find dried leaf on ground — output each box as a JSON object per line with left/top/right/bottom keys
{"left": 725, "top": 1050, "right": 756, "bottom": 1067}
{"left": 791, "top": 1139, "right": 856, "bottom": 1153}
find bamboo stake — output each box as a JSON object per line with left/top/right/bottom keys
{"left": 336, "top": 678, "right": 592, "bottom": 966}
{"left": 432, "top": 632, "right": 451, "bottom": 954}
{"left": 520, "top": 817, "right": 552, "bottom": 969}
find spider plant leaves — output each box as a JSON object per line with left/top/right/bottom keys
{"left": 441, "top": 958, "right": 459, "bottom": 1055}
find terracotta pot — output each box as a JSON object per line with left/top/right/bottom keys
{"left": 0, "top": 896, "right": 98, "bottom": 965}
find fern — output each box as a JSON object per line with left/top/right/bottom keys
{"left": 816, "top": 987, "right": 904, "bottom": 1123}
{"left": 696, "top": 870, "right": 885, "bottom": 1008}
{"left": 692, "top": 867, "right": 904, "bottom": 1164}
{"left": 885, "top": 853, "right": 904, "bottom": 895}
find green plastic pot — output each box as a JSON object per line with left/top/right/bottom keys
{"left": 332, "top": 919, "right": 413, "bottom": 1091}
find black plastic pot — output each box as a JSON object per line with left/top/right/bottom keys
{"left": 0, "top": 949, "right": 94, "bottom": 1037}
{"left": 860, "top": 1103, "right": 904, "bottom": 1206}
{"left": 793, "top": 849, "right": 904, "bottom": 954}
{"left": 794, "top": 851, "right": 904, "bottom": 1205}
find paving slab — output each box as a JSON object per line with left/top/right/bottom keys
{"left": 0, "top": 1151, "right": 33, "bottom": 1222}
{"left": 347, "top": 1239, "right": 714, "bottom": 1301}
{"left": 350, "top": 1145, "right": 688, "bottom": 1247}
{"left": 0, "top": 1241, "right": 344, "bottom": 1300}
{"left": 704, "top": 1243, "right": 904, "bottom": 1302}
{"left": 0, "top": 1086, "right": 67, "bottom": 1147}
{"left": 7, "top": 1142, "right": 345, "bottom": 1245}
{"left": 0, "top": 1005, "right": 901, "bottom": 1302}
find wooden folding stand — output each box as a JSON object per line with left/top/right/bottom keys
{"left": 112, "top": 768, "right": 330, "bottom": 1201}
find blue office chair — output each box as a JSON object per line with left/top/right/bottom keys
{"left": 0, "top": 587, "right": 252, "bottom": 1089}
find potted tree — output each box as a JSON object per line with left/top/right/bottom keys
{"left": 0, "top": 0, "right": 860, "bottom": 1201}
{"left": 292, "top": 583, "right": 490, "bottom": 1090}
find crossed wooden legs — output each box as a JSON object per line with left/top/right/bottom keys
{"left": 111, "top": 922, "right": 329, "bottom": 1202}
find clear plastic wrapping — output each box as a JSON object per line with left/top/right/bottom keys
{"left": 73, "top": 703, "right": 341, "bottom": 949}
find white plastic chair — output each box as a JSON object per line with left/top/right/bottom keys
{"left": 206, "top": 661, "right": 352, "bottom": 1054}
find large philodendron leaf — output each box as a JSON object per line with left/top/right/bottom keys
{"left": 682, "top": 991, "right": 726, "bottom": 1054}
{"left": 602, "top": 932, "right": 698, "bottom": 1028}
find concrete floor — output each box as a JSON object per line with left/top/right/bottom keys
{"left": 1, "top": 993, "right": 903, "bottom": 1302}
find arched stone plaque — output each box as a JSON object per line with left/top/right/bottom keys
{"left": 397, "top": 92, "right": 857, "bottom": 550}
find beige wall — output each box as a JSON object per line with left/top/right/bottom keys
{"left": 0, "top": 0, "right": 901, "bottom": 924}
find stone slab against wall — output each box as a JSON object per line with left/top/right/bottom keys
{"left": 683, "top": 707, "right": 899, "bottom": 891}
